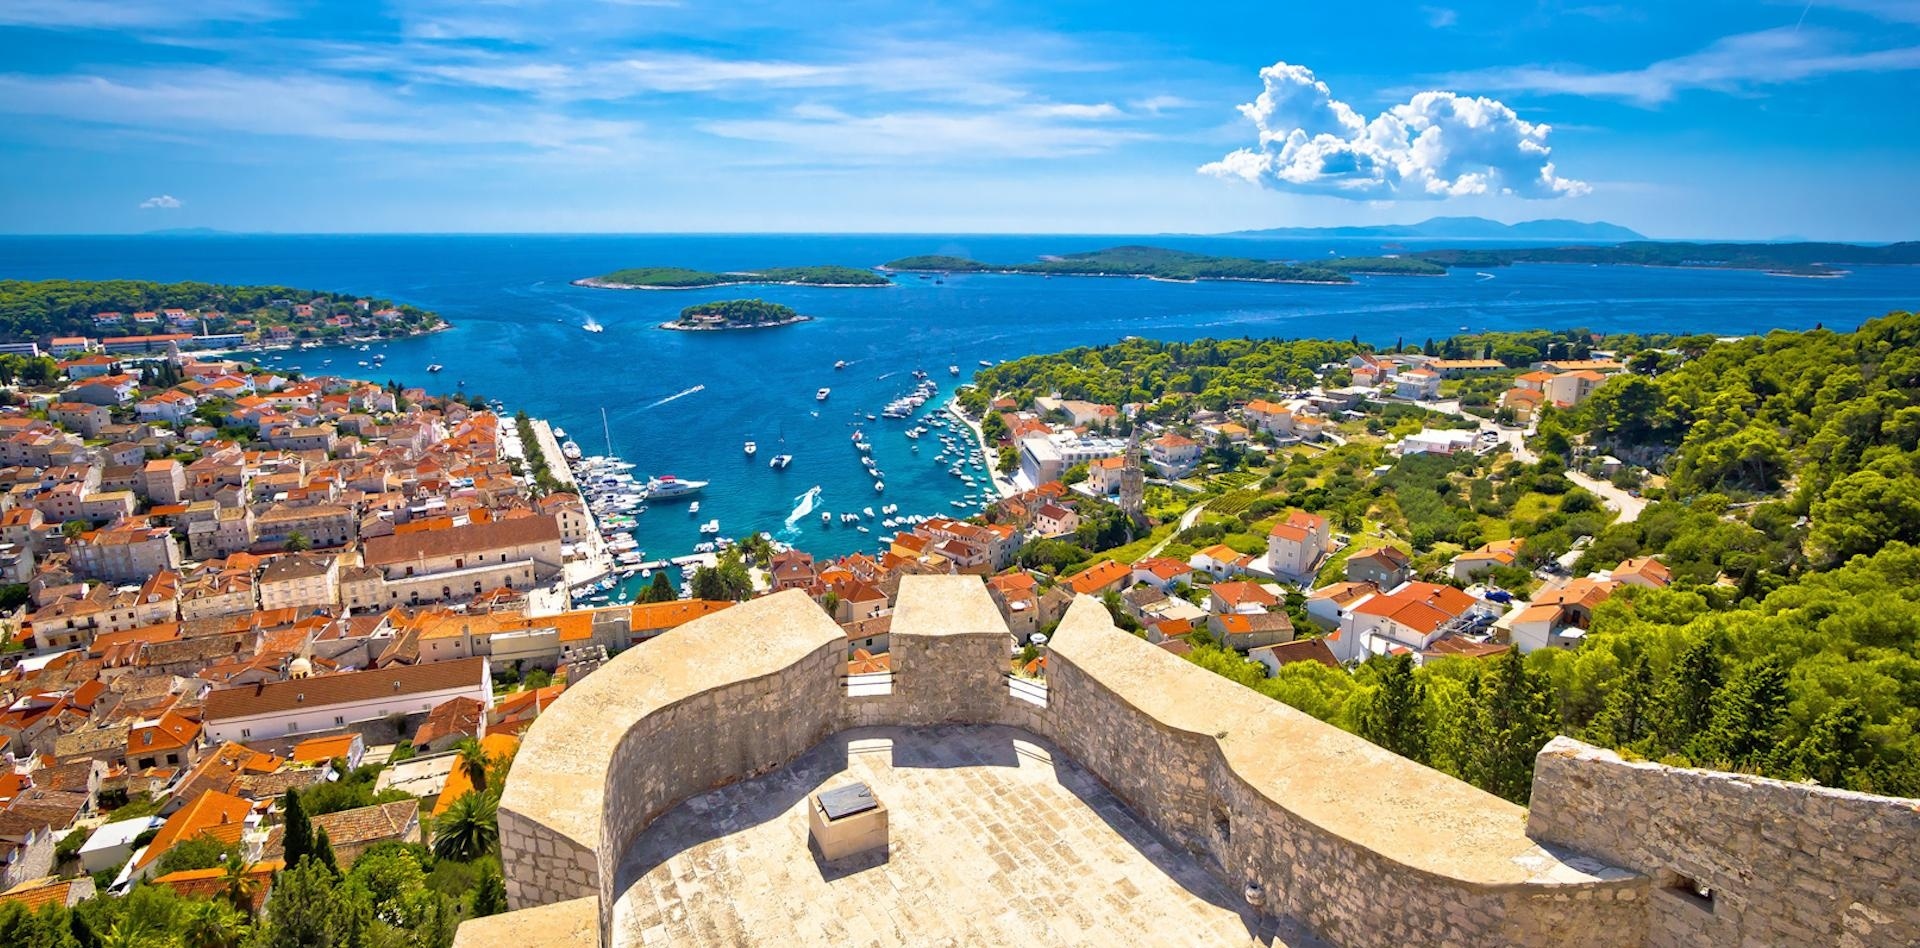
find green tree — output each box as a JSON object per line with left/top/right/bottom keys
{"left": 471, "top": 862, "right": 508, "bottom": 918}
{"left": 432, "top": 790, "right": 500, "bottom": 862}
{"left": 1357, "top": 654, "right": 1428, "bottom": 765}
{"left": 1696, "top": 657, "right": 1791, "bottom": 772}
{"left": 284, "top": 531, "right": 312, "bottom": 552}
{"left": 689, "top": 552, "right": 752, "bottom": 601}
{"left": 452, "top": 737, "right": 490, "bottom": 795}
{"left": 1794, "top": 698, "right": 1873, "bottom": 788}
{"left": 217, "top": 854, "right": 262, "bottom": 913}
{"left": 280, "top": 788, "right": 313, "bottom": 868}
{"left": 313, "top": 825, "right": 340, "bottom": 876}
{"left": 1586, "top": 653, "right": 1656, "bottom": 751}
{"left": 1654, "top": 639, "right": 1722, "bottom": 754}
{"left": 179, "top": 899, "right": 246, "bottom": 948}
{"left": 1464, "top": 651, "right": 1555, "bottom": 803}
{"left": 260, "top": 859, "right": 369, "bottom": 948}
{"left": 154, "top": 831, "right": 232, "bottom": 875}
{"left": 639, "top": 571, "right": 676, "bottom": 603}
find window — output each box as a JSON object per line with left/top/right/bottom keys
{"left": 1663, "top": 871, "right": 1715, "bottom": 914}
{"left": 334, "top": 716, "right": 345, "bottom": 726}
{"left": 240, "top": 728, "right": 251, "bottom": 738}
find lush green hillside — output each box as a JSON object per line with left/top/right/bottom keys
{"left": 667, "top": 298, "right": 805, "bottom": 328}
{"left": 0, "top": 279, "right": 441, "bottom": 342}
{"left": 1408, "top": 240, "right": 1920, "bottom": 276}
{"left": 590, "top": 265, "right": 888, "bottom": 287}
{"left": 1321, "top": 256, "right": 1449, "bottom": 276}
{"left": 882, "top": 245, "right": 1354, "bottom": 284}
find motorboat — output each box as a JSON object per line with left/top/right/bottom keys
{"left": 688, "top": 501, "right": 700, "bottom": 515}
{"left": 699, "top": 518, "right": 721, "bottom": 535}
{"left": 821, "top": 511, "right": 832, "bottom": 525}
{"left": 644, "top": 475, "right": 707, "bottom": 499}
{"left": 949, "top": 365, "right": 959, "bottom": 375}
{"left": 427, "top": 364, "right": 443, "bottom": 372}
{"left": 744, "top": 441, "right": 756, "bottom": 457}
{"left": 816, "top": 388, "right": 831, "bottom": 401}
{"left": 583, "top": 318, "right": 605, "bottom": 333}
{"left": 873, "top": 481, "right": 885, "bottom": 492}
{"left": 770, "top": 454, "right": 793, "bottom": 470}
{"left": 834, "top": 360, "right": 848, "bottom": 370}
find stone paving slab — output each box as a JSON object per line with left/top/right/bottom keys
{"left": 612, "top": 725, "right": 1323, "bottom": 947}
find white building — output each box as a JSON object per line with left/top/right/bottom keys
{"left": 201, "top": 656, "right": 491, "bottom": 742}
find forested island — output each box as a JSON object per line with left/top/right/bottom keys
{"left": 578, "top": 265, "right": 890, "bottom": 289}
{"left": 1405, "top": 240, "right": 1920, "bottom": 277}
{"left": 660, "top": 298, "right": 810, "bottom": 331}
{"left": 0, "top": 278, "right": 446, "bottom": 345}
{"left": 882, "top": 246, "right": 1357, "bottom": 284}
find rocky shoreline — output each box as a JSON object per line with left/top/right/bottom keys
{"left": 574, "top": 277, "right": 889, "bottom": 291}
{"left": 657, "top": 315, "right": 814, "bottom": 331}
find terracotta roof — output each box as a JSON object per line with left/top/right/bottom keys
{"left": 1065, "top": 559, "right": 1130, "bottom": 596}
{"left": 412, "top": 696, "right": 484, "bottom": 747}
{"left": 152, "top": 859, "right": 281, "bottom": 912}
{"left": 135, "top": 789, "right": 252, "bottom": 870}
{"left": 362, "top": 515, "right": 559, "bottom": 566}
{"left": 288, "top": 733, "right": 360, "bottom": 764}
{"left": 432, "top": 732, "right": 517, "bottom": 816}
{"left": 0, "top": 877, "right": 91, "bottom": 911}
{"left": 628, "top": 599, "right": 732, "bottom": 631}
{"left": 1252, "top": 638, "right": 1340, "bottom": 669}
{"left": 203, "top": 657, "right": 487, "bottom": 721}
{"left": 1352, "top": 582, "right": 1477, "bottom": 635}
{"left": 1211, "top": 581, "right": 1279, "bottom": 610}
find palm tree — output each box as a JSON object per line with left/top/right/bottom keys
{"left": 99, "top": 918, "right": 170, "bottom": 948}
{"left": 452, "top": 737, "right": 490, "bottom": 794}
{"left": 433, "top": 788, "right": 499, "bottom": 862}
{"left": 181, "top": 899, "right": 246, "bottom": 948}
{"left": 217, "top": 854, "right": 262, "bottom": 912}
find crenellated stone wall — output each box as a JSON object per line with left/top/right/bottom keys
{"left": 463, "top": 576, "right": 1916, "bottom": 948}
{"left": 1527, "top": 736, "right": 1920, "bottom": 947}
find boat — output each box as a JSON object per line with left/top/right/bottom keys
{"left": 834, "top": 360, "right": 847, "bottom": 370}
{"left": 560, "top": 441, "right": 582, "bottom": 461}
{"left": 688, "top": 501, "right": 700, "bottom": 515}
{"left": 583, "top": 317, "right": 605, "bottom": 333}
{"left": 874, "top": 481, "right": 885, "bottom": 492}
{"left": 699, "top": 518, "right": 721, "bottom": 535}
{"left": 770, "top": 454, "right": 793, "bottom": 470}
{"left": 821, "top": 511, "right": 832, "bottom": 525}
{"left": 644, "top": 475, "right": 707, "bottom": 499}
{"left": 816, "top": 388, "right": 831, "bottom": 401}
{"left": 427, "top": 364, "right": 443, "bottom": 372}
{"left": 979, "top": 360, "right": 993, "bottom": 367}
{"left": 553, "top": 427, "right": 568, "bottom": 439}
{"left": 744, "top": 441, "right": 756, "bottom": 457}
{"left": 949, "top": 365, "right": 959, "bottom": 375}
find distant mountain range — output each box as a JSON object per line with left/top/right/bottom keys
{"left": 1221, "top": 216, "right": 1646, "bottom": 241}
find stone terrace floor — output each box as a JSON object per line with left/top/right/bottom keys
{"left": 612, "top": 724, "right": 1323, "bottom": 947}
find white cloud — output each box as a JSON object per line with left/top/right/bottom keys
{"left": 0, "top": 0, "right": 280, "bottom": 29}
{"left": 703, "top": 105, "right": 1149, "bottom": 161}
{"left": 1200, "top": 61, "right": 1586, "bottom": 200}
{"left": 139, "top": 194, "right": 182, "bottom": 209}
{"left": 1446, "top": 28, "right": 1920, "bottom": 105}
{"left": 1423, "top": 6, "right": 1458, "bottom": 28}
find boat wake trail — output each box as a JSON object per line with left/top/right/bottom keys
{"left": 784, "top": 485, "right": 823, "bottom": 530}
{"left": 642, "top": 384, "right": 705, "bottom": 410}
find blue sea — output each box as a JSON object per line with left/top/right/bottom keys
{"left": 4, "top": 234, "right": 1916, "bottom": 563}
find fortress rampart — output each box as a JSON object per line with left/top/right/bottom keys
{"left": 458, "top": 575, "right": 1919, "bottom": 947}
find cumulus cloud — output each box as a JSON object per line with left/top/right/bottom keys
{"left": 1199, "top": 61, "right": 1587, "bottom": 200}
{"left": 139, "top": 194, "right": 183, "bottom": 209}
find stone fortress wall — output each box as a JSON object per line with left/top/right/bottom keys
{"left": 461, "top": 575, "right": 1919, "bottom": 948}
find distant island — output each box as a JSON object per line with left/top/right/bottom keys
{"left": 881, "top": 246, "right": 1359, "bottom": 285}
{"left": 0, "top": 278, "right": 447, "bottom": 349}
{"left": 578, "top": 265, "right": 890, "bottom": 290}
{"left": 1222, "top": 215, "right": 1646, "bottom": 241}
{"left": 661, "top": 298, "right": 810, "bottom": 331}
{"left": 1403, "top": 240, "right": 1920, "bottom": 277}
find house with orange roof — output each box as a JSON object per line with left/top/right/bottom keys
{"left": 1130, "top": 557, "right": 1194, "bottom": 592}
{"left": 1395, "top": 368, "right": 1442, "bottom": 401}
{"left": 152, "top": 859, "right": 280, "bottom": 913}
{"left": 1146, "top": 432, "right": 1201, "bottom": 475}
{"left": 1305, "top": 580, "right": 1380, "bottom": 629}
{"left": 126, "top": 711, "right": 201, "bottom": 772}
{"left": 1264, "top": 509, "right": 1331, "bottom": 579}
{"left": 1189, "top": 543, "right": 1254, "bottom": 581}
{"left": 1207, "top": 580, "right": 1280, "bottom": 616}
{"left": 412, "top": 696, "right": 485, "bottom": 753}
{"left": 1612, "top": 556, "right": 1671, "bottom": 589}
{"left": 628, "top": 599, "right": 733, "bottom": 643}
{"left": 1337, "top": 581, "right": 1502, "bottom": 664}
{"left": 1343, "top": 546, "right": 1412, "bottom": 589}
{"left": 1064, "top": 559, "right": 1131, "bottom": 598}
{"left": 1450, "top": 538, "right": 1526, "bottom": 581}
{"left": 431, "top": 732, "right": 517, "bottom": 816}
{"left": 1544, "top": 369, "right": 1609, "bottom": 408}
{"left": 1248, "top": 638, "right": 1342, "bottom": 676}
{"left": 488, "top": 684, "right": 565, "bottom": 737}
{"left": 129, "top": 789, "right": 257, "bottom": 882}
{"left": 288, "top": 733, "right": 365, "bottom": 769}
{"left": 1243, "top": 399, "right": 1294, "bottom": 436}
{"left": 0, "top": 876, "right": 95, "bottom": 912}
{"left": 1499, "top": 577, "right": 1621, "bottom": 654}
{"left": 1500, "top": 386, "right": 1547, "bottom": 421}
{"left": 1209, "top": 611, "right": 1294, "bottom": 651}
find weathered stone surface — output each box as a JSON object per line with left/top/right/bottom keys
{"left": 467, "top": 577, "right": 1918, "bottom": 947}
{"left": 1528, "top": 736, "right": 1920, "bottom": 948}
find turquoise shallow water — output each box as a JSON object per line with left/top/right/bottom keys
{"left": 5, "top": 233, "right": 1916, "bottom": 560}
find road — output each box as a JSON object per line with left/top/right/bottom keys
{"left": 1423, "top": 397, "right": 1535, "bottom": 462}
{"left": 1566, "top": 470, "right": 1648, "bottom": 523}
{"left": 1145, "top": 500, "right": 1210, "bottom": 559}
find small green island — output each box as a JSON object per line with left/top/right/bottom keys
{"left": 0, "top": 278, "right": 447, "bottom": 347}
{"left": 1402, "top": 240, "right": 1920, "bottom": 277}
{"left": 661, "top": 298, "right": 810, "bottom": 331}
{"left": 577, "top": 265, "right": 890, "bottom": 290}
{"left": 880, "top": 245, "right": 1364, "bottom": 284}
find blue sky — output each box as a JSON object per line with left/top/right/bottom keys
{"left": 2, "top": 0, "right": 1916, "bottom": 238}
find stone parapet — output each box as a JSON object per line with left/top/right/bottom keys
{"left": 1528, "top": 735, "right": 1920, "bottom": 947}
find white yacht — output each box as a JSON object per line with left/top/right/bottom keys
{"left": 644, "top": 475, "right": 707, "bottom": 499}
{"left": 688, "top": 501, "right": 700, "bottom": 515}
{"left": 816, "top": 388, "right": 831, "bottom": 401}
{"left": 583, "top": 317, "right": 605, "bottom": 333}
{"left": 770, "top": 454, "right": 793, "bottom": 470}
{"left": 744, "top": 441, "right": 757, "bottom": 457}
{"left": 949, "top": 365, "right": 960, "bottom": 375}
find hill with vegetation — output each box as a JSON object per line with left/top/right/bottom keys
{"left": 1406, "top": 240, "right": 1920, "bottom": 277}
{"left": 662, "top": 298, "right": 807, "bottom": 330}
{"left": 0, "top": 279, "right": 443, "bottom": 343}
{"left": 883, "top": 245, "right": 1355, "bottom": 284}
{"left": 583, "top": 265, "right": 889, "bottom": 288}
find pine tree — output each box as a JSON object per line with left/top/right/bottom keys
{"left": 1696, "top": 656, "right": 1790, "bottom": 772}
{"left": 1359, "top": 654, "right": 1428, "bottom": 764}
{"left": 280, "top": 789, "right": 312, "bottom": 869}
{"left": 639, "top": 571, "right": 676, "bottom": 603}
{"left": 472, "top": 863, "right": 508, "bottom": 917}
{"left": 312, "top": 826, "right": 339, "bottom": 876}
{"left": 1794, "top": 698, "right": 1871, "bottom": 788}
{"left": 1465, "top": 651, "right": 1555, "bottom": 803}
{"left": 1654, "top": 639, "right": 1722, "bottom": 754}
{"left": 1588, "top": 653, "right": 1656, "bottom": 750}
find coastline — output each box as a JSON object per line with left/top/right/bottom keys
{"left": 657, "top": 315, "right": 814, "bottom": 331}
{"left": 877, "top": 266, "right": 1352, "bottom": 287}
{"left": 191, "top": 322, "right": 452, "bottom": 359}
{"left": 946, "top": 397, "right": 1015, "bottom": 499}
{"left": 574, "top": 277, "right": 889, "bottom": 291}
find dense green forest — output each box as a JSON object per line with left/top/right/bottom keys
{"left": 1176, "top": 311, "right": 1920, "bottom": 802}
{"left": 590, "top": 265, "right": 889, "bottom": 287}
{"left": 0, "top": 279, "right": 440, "bottom": 341}
{"left": 883, "top": 245, "right": 1354, "bottom": 284}
{"left": 668, "top": 298, "right": 804, "bottom": 328}
{"left": 960, "top": 336, "right": 1357, "bottom": 418}
{"left": 1407, "top": 240, "right": 1920, "bottom": 277}
{"left": 1320, "top": 257, "right": 1449, "bottom": 276}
